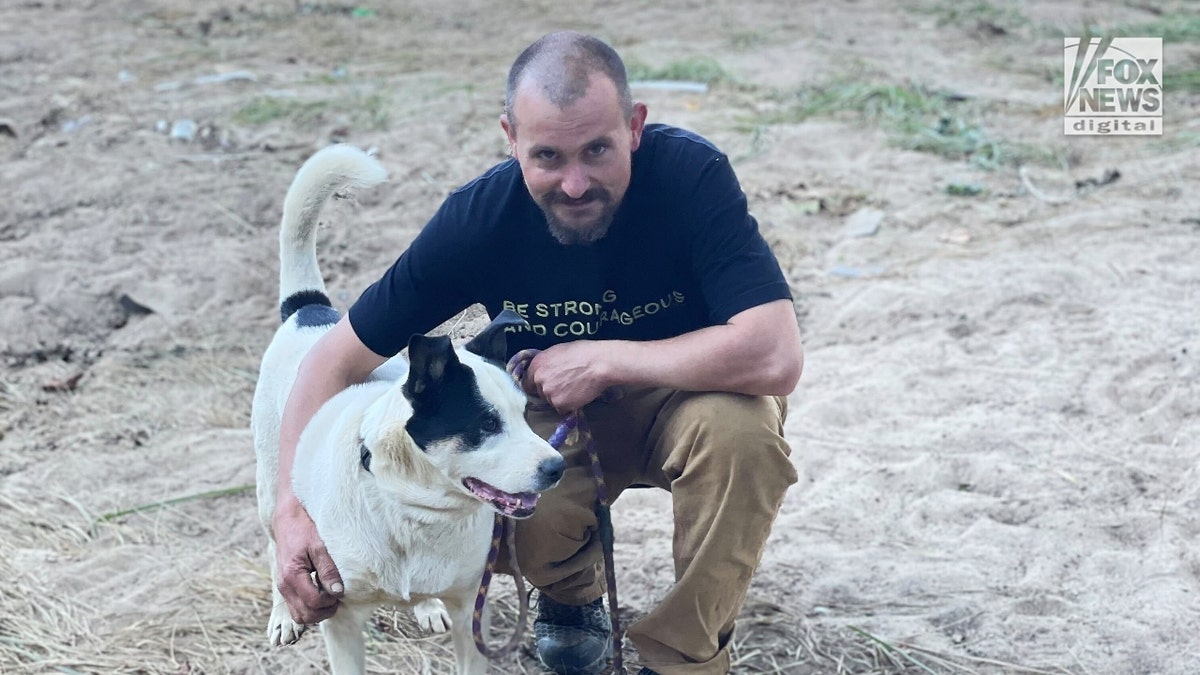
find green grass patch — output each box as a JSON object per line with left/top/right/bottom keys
{"left": 1165, "top": 68, "right": 1200, "bottom": 93}
{"left": 765, "top": 81, "right": 1059, "bottom": 168}
{"left": 627, "top": 56, "right": 731, "bottom": 85}
{"left": 788, "top": 82, "right": 949, "bottom": 123}
{"left": 235, "top": 96, "right": 330, "bottom": 126}
{"left": 945, "top": 182, "right": 987, "bottom": 196}
{"left": 1116, "top": 13, "right": 1200, "bottom": 42}
{"left": 1056, "top": 12, "right": 1200, "bottom": 42}
{"left": 913, "top": 115, "right": 1004, "bottom": 165}
{"left": 916, "top": 0, "right": 1029, "bottom": 33}
{"left": 234, "top": 91, "right": 391, "bottom": 130}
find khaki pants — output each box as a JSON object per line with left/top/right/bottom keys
{"left": 501, "top": 388, "right": 798, "bottom": 675}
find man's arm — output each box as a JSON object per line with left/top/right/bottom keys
{"left": 524, "top": 299, "right": 803, "bottom": 412}
{"left": 274, "top": 316, "right": 386, "bottom": 624}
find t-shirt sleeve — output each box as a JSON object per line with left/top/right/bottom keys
{"left": 686, "top": 154, "right": 792, "bottom": 324}
{"left": 348, "top": 197, "right": 476, "bottom": 358}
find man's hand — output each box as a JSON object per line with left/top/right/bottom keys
{"left": 523, "top": 340, "right": 612, "bottom": 412}
{"left": 273, "top": 501, "right": 344, "bottom": 624}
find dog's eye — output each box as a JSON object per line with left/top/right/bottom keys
{"left": 481, "top": 415, "right": 501, "bottom": 434}
{"left": 359, "top": 443, "right": 372, "bottom": 473}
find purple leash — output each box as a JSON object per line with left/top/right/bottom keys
{"left": 470, "top": 513, "right": 527, "bottom": 659}
{"left": 466, "top": 349, "right": 626, "bottom": 674}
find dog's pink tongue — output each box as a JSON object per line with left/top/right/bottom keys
{"left": 465, "top": 478, "right": 539, "bottom": 516}
{"left": 491, "top": 485, "right": 538, "bottom": 514}
{"left": 518, "top": 492, "right": 538, "bottom": 510}
{"left": 506, "top": 491, "right": 539, "bottom": 518}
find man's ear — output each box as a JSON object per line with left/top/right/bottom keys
{"left": 500, "top": 113, "right": 517, "bottom": 155}
{"left": 403, "top": 334, "right": 459, "bottom": 405}
{"left": 465, "top": 309, "right": 529, "bottom": 365}
{"left": 629, "top": 101, "right": 649, "bottom": 152}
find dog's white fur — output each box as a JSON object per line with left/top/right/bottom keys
{"left": 252, "top": 145, "right": 561, "bottom": 674}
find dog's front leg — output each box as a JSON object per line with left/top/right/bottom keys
{"left": 444, "top": 592, "right": 489, "bottom": 675}
{"left": 320, "top": 603, "right": 375, "bottom": 675}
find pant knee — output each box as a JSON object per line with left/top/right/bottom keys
{"left": 658, "top": 392, "right": 795, "bottom": 483}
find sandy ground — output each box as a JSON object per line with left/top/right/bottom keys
{"left": 1, "top": 1, "right": 1198, "bottom": 673}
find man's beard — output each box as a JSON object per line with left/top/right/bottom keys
{"left": 538, "top": 187, "right": 618, "bottom": 246}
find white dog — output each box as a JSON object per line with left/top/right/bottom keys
{"left": 252, "top": 144, "right": 564, "bottom": 675}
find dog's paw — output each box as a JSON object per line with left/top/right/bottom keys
{"left": 413, "top": 598, "right": 452, "bottom": 634}
{"left": 268, "top": 603, "right": 308, "bottom": 646}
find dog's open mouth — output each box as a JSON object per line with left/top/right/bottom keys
{"left": 462, "top": 477, "right": 539, "bottom": 518}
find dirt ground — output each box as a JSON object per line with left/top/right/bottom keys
{"left": 2, "top": 1, "right": 1198, "bottom": 673}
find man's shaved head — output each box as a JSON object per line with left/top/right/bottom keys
{"left": 504, "top": 31, "right": 634, "bottom": 132}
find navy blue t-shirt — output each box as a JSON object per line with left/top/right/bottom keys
{"left": 349, "top": 124, "right": 792, "bottom": 359}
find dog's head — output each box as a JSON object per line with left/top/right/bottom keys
{"left": 359, "top": 311, "right": 564, "bottom": 518}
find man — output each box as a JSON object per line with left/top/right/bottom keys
{"left": 273, "top": 31, "right": 802, "bottom": 675}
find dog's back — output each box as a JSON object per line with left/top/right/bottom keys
{"left": 251, "top": 146, "right": 388, "bottom": 528}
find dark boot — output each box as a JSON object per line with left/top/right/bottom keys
{"left": 534, "top": 595, "right": 612, "bottom": 675}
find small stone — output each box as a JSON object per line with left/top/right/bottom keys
{"left": 841, "top": 208, "right": 883, "bottom": 238}
{"left": 170, "top": 119, "right": 197, "bottom": 142}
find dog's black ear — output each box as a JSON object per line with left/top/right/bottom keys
{"left": 404, "top": 334, "right": 460, "bottom": 404}
{"left": 464, "top": 309, "right": 529, "bottom": 365}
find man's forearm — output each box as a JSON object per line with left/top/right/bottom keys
{"left": 604, "top": 300, "right": 803, "bottom": 396}
{"left": 275, "top": 363, "right": 348, "bottom": 512}
{"left": 275, "top": 318, "right": 387, "bottom": 514}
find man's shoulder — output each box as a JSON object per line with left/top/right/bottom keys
{"left": 635, "top": 124, "right": 728, "bottom": 181}
{"left": 448, "top": 157, "right": 524, "bottom": 202}
{"left": 641, "top": 123, "right": 722, "bottom": 155}
{"left": 429, "top": 158, "right": 529, "bottom": 240}
{"left": 631, "top": 125, "right": 734, "bottom": 200}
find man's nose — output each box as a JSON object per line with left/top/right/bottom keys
{"left": 560, "top": 163, "right": 589, "bottom": 199}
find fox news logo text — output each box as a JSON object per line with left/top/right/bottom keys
{"left": 1064, "top": 37, "right": 1162, "bottom": 135}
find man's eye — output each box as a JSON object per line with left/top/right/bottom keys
{"left": 588, "top": 143, "right": 608, "bottom": 156}
{"left": 536, "top": 149, "right": 557, "bottom": 161}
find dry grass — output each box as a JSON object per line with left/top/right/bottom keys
{"left": 0, "top": 511, "right": 1060, "bottom": 675}
{"left": 721, "top": 599, "right": 1072, "bottom": 675}
{"left": 0, "top": 471, "right": 1058, "bottom": 674}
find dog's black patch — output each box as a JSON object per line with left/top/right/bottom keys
{"left": 280, "top": 290, "right": 336, "bottom": 324}
{"left": 404, "top": 335, "right": 504, "bottom": 452}
{"left": 294, "top": 304, "right": 341, "bottom": 328}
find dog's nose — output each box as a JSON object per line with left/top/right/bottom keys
{"left": 537, "top": 455, "right": 565, "bottom": 488}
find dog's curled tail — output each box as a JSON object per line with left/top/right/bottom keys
{"left": 278, "top": 144, "right": 387, "bottom": 313}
